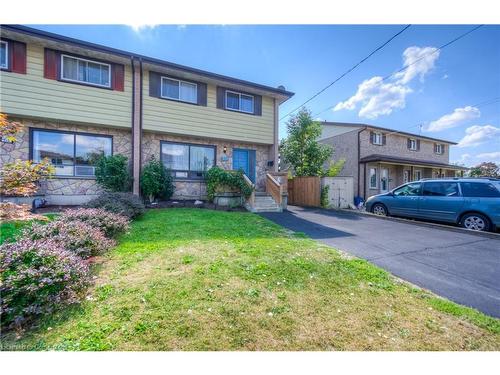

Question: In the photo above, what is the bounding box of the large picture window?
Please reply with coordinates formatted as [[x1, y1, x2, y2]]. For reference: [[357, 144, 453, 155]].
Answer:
[[161, 76, 197, 103], [31, 129, 112, 177], [61, 54, 111, 88], [161, 141, 215, 179], [0, 41, 8, 69]]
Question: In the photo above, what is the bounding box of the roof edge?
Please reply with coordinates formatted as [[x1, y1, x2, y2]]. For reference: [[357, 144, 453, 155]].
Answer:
[[1, 24, 294, 98]]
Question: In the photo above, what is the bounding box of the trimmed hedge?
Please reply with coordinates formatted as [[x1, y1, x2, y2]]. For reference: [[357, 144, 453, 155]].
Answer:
[[84, 192, 145, 219], [60, 208, 129, 238]]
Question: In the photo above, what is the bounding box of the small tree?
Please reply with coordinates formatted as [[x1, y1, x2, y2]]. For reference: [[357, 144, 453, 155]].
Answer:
[[95, 154, 131, 192], [140, 156, 174, 203], [0, 113, 23, 143], [469, 162, 499, 178], [280, 108, 333, 176], [0, 159, 54, 196]]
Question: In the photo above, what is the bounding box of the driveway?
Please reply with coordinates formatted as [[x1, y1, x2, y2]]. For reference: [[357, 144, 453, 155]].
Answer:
[[260, 205, 500, 318]]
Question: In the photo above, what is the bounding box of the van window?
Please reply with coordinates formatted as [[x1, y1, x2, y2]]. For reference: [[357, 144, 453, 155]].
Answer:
[[423, 182, 459, 197], [461, 182, 500, 197], [393, 183, 421, 196]]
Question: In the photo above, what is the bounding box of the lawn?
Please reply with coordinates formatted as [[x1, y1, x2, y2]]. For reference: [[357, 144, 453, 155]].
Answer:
[[2, 208, 499, 350]]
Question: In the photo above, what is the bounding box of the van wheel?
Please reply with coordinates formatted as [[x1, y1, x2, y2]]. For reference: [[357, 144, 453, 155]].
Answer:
[[460, 213, 490, 232], [372, 203, 388, 216]]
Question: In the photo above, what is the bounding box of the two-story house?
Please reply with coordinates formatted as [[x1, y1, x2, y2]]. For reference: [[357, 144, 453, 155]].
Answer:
[[0, 25, 293, 210], [319, 122, 467, 200]]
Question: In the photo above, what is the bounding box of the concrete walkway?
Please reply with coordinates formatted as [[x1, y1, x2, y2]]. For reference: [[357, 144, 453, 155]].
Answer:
[[260, 205, 500, 317]]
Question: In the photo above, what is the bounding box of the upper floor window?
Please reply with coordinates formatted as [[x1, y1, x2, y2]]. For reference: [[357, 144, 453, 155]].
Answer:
[[61, 54, 111, 88], [31, 129, 112, 177], [0, 41, 8, 69], [408, 138, 417, 150], [225, 90, 254, 113], [371, 132, 383, 145], [161, 76, 197, 104], [435, 143, 444, 154]]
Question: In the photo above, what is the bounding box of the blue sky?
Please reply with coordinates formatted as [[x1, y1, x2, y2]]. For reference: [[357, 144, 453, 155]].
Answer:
[[31, 24, 500, 166]]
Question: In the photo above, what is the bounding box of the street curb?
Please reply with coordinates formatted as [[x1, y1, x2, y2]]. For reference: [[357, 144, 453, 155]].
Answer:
[[324, 207, 500, 240]]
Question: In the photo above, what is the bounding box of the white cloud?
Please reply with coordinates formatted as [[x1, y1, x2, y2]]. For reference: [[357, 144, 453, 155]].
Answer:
[[426, 106, 481, 132], [334, 46, 439, 119], [127, 24, 157, 32], [453, 151, 500, 167], [457, 125, 500, 148], [476, 151, 500, 162], [442, 74, 449, 80]]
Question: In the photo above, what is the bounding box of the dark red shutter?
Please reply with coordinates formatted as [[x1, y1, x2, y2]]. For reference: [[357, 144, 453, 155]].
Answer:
[[197, 82, 207, 106], [216, 86, 225, 109], [11, 41, 27, 74], [149, 71, 161, 97], [112, 64, 124, 91], [254, 95, 262, 116], [382, 134, 387, 145], [44, 48, 58, 80]]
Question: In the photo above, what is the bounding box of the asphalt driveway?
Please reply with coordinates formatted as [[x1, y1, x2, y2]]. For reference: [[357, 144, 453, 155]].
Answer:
[[260, 205, 500, 318]]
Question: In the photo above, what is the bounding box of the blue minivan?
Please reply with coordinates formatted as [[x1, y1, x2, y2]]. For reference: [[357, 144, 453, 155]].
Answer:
[[365, 178, 500, 232]]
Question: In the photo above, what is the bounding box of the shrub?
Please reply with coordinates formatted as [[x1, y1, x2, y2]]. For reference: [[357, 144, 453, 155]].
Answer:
[[206, 166, 253, 202], [140, 156, 175, 203], [23, 220, 114, 259], [0, 239, 91, 329], [94, 154, 131, 192], [60, 208, 129, 238], [84, 192, 145, 219], [320, 185, 330, 208]]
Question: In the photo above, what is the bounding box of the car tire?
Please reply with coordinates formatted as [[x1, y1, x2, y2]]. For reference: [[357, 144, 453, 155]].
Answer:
[[460, 213, 491, 232], [371, 203, 388, 216]]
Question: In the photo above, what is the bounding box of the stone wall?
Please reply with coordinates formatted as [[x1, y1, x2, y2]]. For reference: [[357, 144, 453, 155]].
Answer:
[[0, 117, 132, 204], [142, 131, 272, 199]]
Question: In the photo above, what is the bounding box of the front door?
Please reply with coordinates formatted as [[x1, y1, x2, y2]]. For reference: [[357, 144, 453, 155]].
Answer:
[[233, 148, 256, 183], [380, 168, 389, 193]]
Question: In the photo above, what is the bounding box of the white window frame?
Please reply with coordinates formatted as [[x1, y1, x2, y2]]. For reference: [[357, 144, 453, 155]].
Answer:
[[225, 90, 254, 114], [0, 40, 8, 69], [409, 138, 417, 151], [60, 54, 112, 88], [403, 170, 410, 183], [369, 167, 378, 189], [160, 76, 198, 104], [373, 132, 383, 145], [414, 169, 422, 181], [435, 144, 444, 154]]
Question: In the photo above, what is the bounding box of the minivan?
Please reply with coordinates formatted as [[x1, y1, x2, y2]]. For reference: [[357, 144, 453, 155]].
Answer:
[[365, 178, 500, 231]]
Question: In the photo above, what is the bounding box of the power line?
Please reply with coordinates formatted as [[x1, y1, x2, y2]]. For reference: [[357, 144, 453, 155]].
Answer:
[[314, 24, 484, 119], [279, 24, 411, 121]]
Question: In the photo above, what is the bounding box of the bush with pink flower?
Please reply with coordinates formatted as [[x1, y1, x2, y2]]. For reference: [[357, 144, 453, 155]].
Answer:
[[0, 239, 91, 330], [60, 208, 129, 238], [23, 220, 115, 259]]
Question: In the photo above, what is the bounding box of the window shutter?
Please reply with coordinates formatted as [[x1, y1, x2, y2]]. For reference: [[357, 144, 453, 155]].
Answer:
[[216, 86, 225, 109], [370, 131, 374, 144], [253, 94, 262, 116], [417, 139, 421, 151], [112, 64, 124, 91], [149, 71, 161, 98], [434, 143, 437, 153], [197, 82, 207, 106], [441, 144, 445, 153], [382, 134, 387, 145], [408, 139, 412, 149], [44, 48, 59, 80], [10, 41, 27, 74]]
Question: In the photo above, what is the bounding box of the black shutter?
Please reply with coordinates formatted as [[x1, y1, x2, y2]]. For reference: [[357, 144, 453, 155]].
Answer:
[[370, 131, 374, 144], [253, 94, 262, 116], [216, 86, 225, 109], [197, 82, 207, 106], [408, 139, 412, 149], [382, 134, 387, 145], [441, 144, 445, 154], [417, 140, 421, 151], [434, 143, 437, 153], [149, 71, 161, 98]]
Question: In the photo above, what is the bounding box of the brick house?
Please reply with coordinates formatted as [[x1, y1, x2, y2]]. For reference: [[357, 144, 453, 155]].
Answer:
[[0, 25, 293, 210], [319, 122, 467, 200]]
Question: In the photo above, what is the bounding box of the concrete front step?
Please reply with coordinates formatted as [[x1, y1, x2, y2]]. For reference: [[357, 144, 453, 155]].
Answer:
[[245, 193, 283, 213]]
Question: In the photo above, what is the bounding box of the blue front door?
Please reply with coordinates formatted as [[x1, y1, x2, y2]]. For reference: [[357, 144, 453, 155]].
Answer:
[[233, 148, 256, 183]]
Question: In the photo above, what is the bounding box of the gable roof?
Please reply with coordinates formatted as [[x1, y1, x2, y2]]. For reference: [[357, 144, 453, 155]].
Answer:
[[1, 24, 294, 101], [322, 121, 458, 145]]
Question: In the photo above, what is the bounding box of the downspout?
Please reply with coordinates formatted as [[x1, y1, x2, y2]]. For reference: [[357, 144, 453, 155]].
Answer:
[[357, 126, 367, 198], [130, 56, 136, 194], [139, 58, 143, 171]]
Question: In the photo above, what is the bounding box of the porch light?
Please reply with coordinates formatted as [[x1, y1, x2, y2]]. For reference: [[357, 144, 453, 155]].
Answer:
[[223, 145, 227, 154]]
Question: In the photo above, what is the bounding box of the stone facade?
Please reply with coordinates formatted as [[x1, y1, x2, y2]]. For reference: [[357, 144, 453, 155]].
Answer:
[[142, 131, 272, 199], [0, 117, 132, 205]]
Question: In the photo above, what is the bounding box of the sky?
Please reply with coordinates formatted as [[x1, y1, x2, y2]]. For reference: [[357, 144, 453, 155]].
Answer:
[[30, 24, 500, 167]]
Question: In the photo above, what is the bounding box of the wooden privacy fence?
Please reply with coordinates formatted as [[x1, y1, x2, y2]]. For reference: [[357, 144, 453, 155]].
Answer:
[[287, 176, 321, 207]]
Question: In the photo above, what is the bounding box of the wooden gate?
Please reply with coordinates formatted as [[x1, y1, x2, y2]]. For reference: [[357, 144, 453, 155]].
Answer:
[[287, 176, 321, 207]]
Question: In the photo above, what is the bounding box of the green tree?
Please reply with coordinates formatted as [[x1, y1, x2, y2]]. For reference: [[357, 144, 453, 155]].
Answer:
[[469, 162, 499, 178], [95, 154, 131, 192], [140, 156, 174, 203], [280, 108, 333, 176]]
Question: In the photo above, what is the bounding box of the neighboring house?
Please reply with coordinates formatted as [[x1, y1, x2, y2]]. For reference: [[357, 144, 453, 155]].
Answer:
[[0, 25, 293, 208], [319, 122, 467, 200]]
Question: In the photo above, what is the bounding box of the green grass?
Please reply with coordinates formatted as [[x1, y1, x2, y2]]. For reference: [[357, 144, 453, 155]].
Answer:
[[0, 213, 58, 244], [1, 209, 499, 351]]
